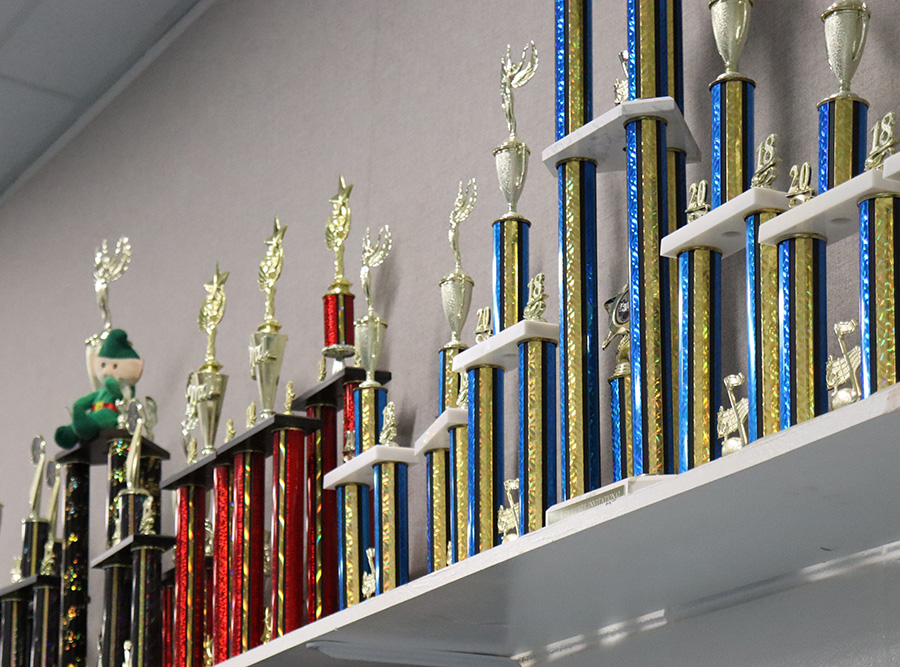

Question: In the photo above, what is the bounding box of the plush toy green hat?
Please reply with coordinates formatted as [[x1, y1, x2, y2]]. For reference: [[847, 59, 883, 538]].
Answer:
[[98, 329, 140, 359]]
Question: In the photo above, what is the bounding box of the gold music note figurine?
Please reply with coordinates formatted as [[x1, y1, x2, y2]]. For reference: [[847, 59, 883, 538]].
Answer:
[[246, 402, 257, 429], [138, 496, 155, 535], [826, 320, 862, 409], [787, 162, 816, 207], [86, 237, 132, 389], [379, 402, 398, 447], [28, 436, 47, 521], [495, 41, 538, 220], [456, 371, 469, 409], [326, 176, 354, 294], [362, 548, 377, 600], [614, 50, 629, 104], [718, 374, 749, 456], [751, 134, 780, 188], [284, 381, 295, 414], [250, 219, 289, 419], [474, 307, 493, 344], [497, 478, 521, 544], [865, 112, 897, 171], [355, 226, 393, 388], [686, 180, 711, 222], [523, 273, 547, 322], [225, 419, 235, 442]]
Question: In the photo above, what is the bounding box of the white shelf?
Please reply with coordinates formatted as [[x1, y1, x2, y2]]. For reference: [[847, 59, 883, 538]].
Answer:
[[222, 383, 900, 667], [413, 408, 468, 456], [660, 188, 789, 259], [758, 166, 900, 246], [323, 445, 419, 489], [452, 320, 558, 373], [541, 97, 701, 175]]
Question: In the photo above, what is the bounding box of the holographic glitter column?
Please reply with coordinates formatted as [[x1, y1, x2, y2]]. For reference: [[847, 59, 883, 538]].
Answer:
[[373, 462, 408, 594], [467, 365, 503, 555], [130, 544, 165, 667], [106, 437, 129, 548], [229, 450, 265, 655], [211, 463, 230, 663], [304, 404, 338, 622], [174, 485, 206, 666], [778, 236, 828, 427], [270, 427, 305, 637], [860, 195, 900, 397], [0, 590, 28, 667], [448, 423, 468, 564], [161, 572, 173, 667], [493, 219, 530, 333], [100, 564, 131, 667], [31, 576, 60, 667], [818, 95, 867, 194], [678, 248, 722, 469], [746, 207, 783, 440], [556, 0, 600, 499], [323, 291, 354, 358], [518, 339, 556, 534], [425, 448, 450, 572], [336, 482, 368, 609], [609, 336, 633, 481], [439, 345, 465, 412], [342, 380, 359, 457], [711, 78, 755, 206], [60, 458, 89, 667], [625, 0, 677, 476], [354, 386, 386, 455]]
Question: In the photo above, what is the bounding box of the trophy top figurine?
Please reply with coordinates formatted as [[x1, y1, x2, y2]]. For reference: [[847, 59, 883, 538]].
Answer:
[[865, 113, 897, 171], [326, 176, 354, 294], [257, 217, 286, 334], [360, 225, 392, 316], [379, 402, 398, 447], [440, 180, 477, 346], [85, 236, 132, 390], [751, 134, 780, 188], [500, 41, 538, 142], [523, 273, 547, 322], [198, 263, 228, 373], [686, 181, 711, 222]]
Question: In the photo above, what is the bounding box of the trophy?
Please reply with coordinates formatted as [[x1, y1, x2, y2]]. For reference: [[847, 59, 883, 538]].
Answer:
[[604, 286, 633, 481], [250, 218, 289, 420], [493, 42, 537, 333], [113, 403, 152, 543], [39, 463, 61, 576], [323, 176, 357, 366], [86, 237, 132, 390], [718, 374, 749, 456], [826, 321, 862, 409], [497, 479, 521, 544], [710, 0, 752, 81], [439, 179, 476, 410], [23, 437, 49, 578], [187, 264, 229, 460], [355, 226, 392, 391]]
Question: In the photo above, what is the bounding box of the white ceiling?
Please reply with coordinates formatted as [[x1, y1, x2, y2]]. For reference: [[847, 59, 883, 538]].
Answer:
[[0, 0, 206, 196]]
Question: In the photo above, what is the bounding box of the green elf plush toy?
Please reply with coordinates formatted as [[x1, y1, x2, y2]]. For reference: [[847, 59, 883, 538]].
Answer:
[[55, 329, 144, 448]]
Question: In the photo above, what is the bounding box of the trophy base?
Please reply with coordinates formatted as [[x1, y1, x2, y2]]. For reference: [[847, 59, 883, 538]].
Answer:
[[323, 344, 355, 360], [545, 476, 669, 525], [819, 91, 868, 106], [709, 72, 755, 88]]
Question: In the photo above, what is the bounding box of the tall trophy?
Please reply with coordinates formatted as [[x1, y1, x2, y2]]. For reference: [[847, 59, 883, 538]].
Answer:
[[250, 218, 289, 420], [188, 264, 229, 460], [493, 42, 537, 333], [323, 176, 356, 366]]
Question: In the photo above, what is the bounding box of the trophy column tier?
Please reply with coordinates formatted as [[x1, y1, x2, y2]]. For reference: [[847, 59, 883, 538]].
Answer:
[[860, 195, 900, 396], [373, 461, 409, 595], [746, 208, 783, 440], [492, 217, 530, 333], [425, 448, 450, 572], [59, 455, 90, 667], [518, 338, 557, 533], [354, 386, 387, 455], [211, 462, 231, 663], [106, 437, 163, 547], [130, 542, 166, 667], [20, 519, 48, 579], [0, 585, 30, 667], [819, 95, 868, 193], [335, 482, 369, 609], [556, 0, 601, 500], [270, 426, 309, 637], [161, 570, 174, 667], [678, 248, 723, 469], [175, 484, 206, 666], [467, 365, 504, 556], [449, 423, 468, 564], [304, 404, 338, 622], [31, 575, 61, 667], [99, 564, 131, 667], [711, 77, 755, 206], [229, 449, 265, 655], [323, 291, 354, 357], [778, 235, 828, 427], [610, 354, 634, 481], [627, 116, 675, 476]]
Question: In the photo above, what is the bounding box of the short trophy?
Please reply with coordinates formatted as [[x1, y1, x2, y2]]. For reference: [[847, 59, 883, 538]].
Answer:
[[718, 374, 749, 456], [826, 321, 862, 409], [323, 176, 357, 367], [250, 218, 289, 420]]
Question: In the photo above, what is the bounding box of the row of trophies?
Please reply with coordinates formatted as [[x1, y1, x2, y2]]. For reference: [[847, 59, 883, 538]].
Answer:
[[2, 0, 899, 665]]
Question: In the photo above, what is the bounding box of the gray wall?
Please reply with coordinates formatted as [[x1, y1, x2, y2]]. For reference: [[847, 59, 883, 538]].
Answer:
[[0, 0, 897, 663]]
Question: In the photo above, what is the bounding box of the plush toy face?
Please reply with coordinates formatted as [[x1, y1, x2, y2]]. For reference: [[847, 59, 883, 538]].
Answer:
[[92, 355, 143, 385]]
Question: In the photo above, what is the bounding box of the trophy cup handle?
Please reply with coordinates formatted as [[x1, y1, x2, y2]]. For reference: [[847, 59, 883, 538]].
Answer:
[[853, 11, 870, 65]]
